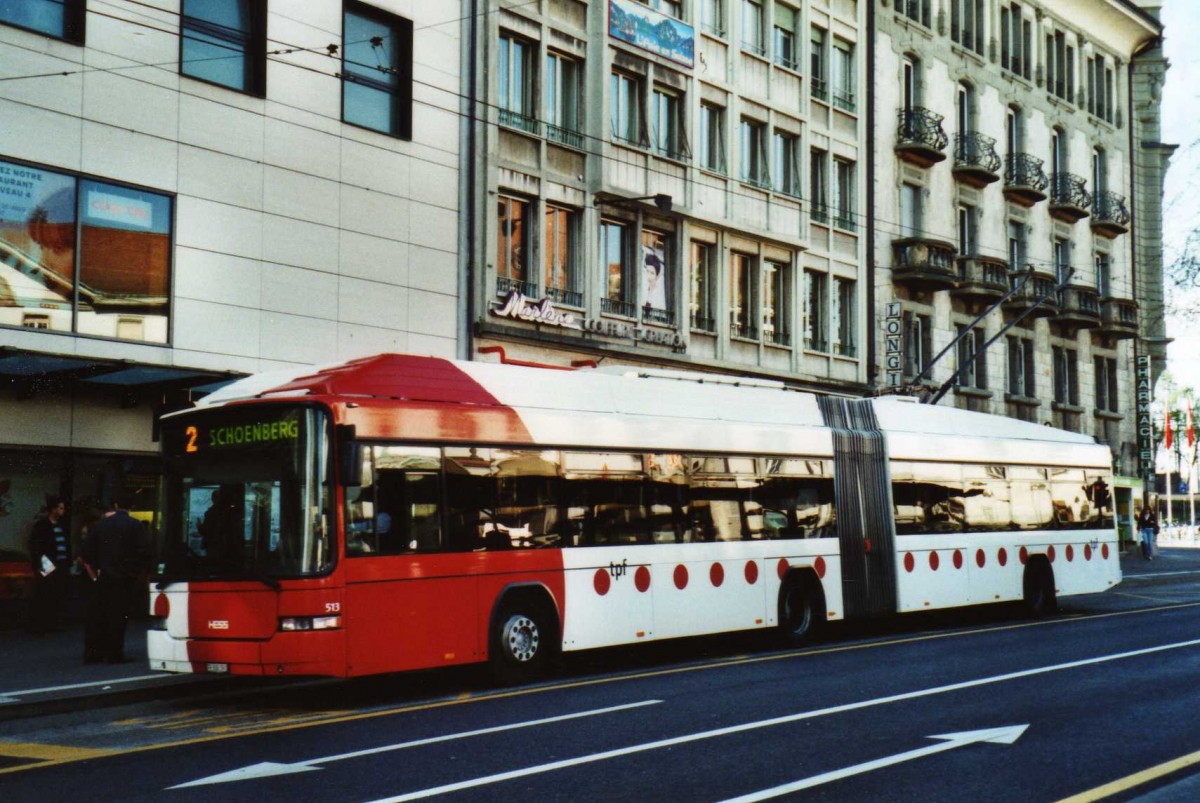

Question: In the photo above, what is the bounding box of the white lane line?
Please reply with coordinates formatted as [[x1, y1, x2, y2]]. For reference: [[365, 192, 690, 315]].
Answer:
[[0, 674, 167, 701], [169, 700, 663, 788], [367, 636, 1200, 802]]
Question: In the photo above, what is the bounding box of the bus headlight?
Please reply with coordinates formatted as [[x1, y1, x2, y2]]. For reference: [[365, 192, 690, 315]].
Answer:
[[279, 615, 342, 632]]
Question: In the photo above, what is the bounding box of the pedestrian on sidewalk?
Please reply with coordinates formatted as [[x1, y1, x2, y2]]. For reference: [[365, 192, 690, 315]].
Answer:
[[1137, 502, 1160, 561], [28, 496, 69, 633], [80, 495, 151, 664]]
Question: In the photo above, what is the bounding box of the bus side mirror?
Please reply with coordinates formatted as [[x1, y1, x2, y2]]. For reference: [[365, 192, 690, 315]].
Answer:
[[336, 425, 363, 487]]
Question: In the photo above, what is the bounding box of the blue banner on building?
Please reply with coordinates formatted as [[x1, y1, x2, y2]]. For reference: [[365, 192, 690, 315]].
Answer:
[[609, 0, 695, 68]]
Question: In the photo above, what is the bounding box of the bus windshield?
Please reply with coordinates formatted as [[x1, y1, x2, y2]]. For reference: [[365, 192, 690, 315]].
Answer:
[[157, 405, 333, 581]]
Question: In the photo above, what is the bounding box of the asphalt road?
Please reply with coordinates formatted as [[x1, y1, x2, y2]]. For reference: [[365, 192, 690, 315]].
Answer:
[[3, 555, 1200, 802]]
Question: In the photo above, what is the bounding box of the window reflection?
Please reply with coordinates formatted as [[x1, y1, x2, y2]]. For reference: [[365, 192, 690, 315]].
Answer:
[[892, 462, 961, 534]]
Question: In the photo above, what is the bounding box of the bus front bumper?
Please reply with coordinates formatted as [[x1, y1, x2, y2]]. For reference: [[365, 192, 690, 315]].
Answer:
[[147, 629, 345, 677]]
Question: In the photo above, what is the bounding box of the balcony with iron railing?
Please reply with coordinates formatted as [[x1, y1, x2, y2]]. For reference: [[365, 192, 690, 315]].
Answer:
[[952, 132, 1002, 188], [544, 286, 583, 307], [896, 107, 949, 167], [601, 297, 636, 318], [690, 312, 716, 334], [811, 77, 828, 102], [1091, 191, 1130, 238], [497, 276, 539, 298], [1055, 283, 1101, 330], [546, 124, 585, 150], [1001, 268, 1059, 318], [499, 108, 539, 136], [951, 255, 1009, 303], [1002, 153, 1049, 206], [731, 321, 759, 340], [643, 306, 676, 327], [1049, 172, 1092, 224], [1098, 297, 1139, 340], [764, 327, 791, 347], [891, 236, 958, 291]]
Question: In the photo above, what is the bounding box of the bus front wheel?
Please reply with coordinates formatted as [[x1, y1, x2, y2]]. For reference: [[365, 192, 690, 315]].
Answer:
[[490, 598, 554, 684], [779, 573, 825, 646]]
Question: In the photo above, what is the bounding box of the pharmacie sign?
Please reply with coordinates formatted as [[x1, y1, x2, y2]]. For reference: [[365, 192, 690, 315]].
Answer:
[[490, 290, 686, 352], [1136, 354, 1154, 483]]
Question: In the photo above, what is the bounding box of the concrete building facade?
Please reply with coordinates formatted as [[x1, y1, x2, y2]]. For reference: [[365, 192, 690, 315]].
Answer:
[[871, 0, 1166, 525], [465, 0, 871, 391], [0, 1, 459, 561]]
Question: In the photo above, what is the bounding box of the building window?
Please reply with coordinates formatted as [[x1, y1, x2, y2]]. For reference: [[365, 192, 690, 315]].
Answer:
[[956, 324, 987, 389], [701, 0, 725, 37], [739, 118, 769, 188], [1007, 336, 1036, 398], [949, 0, 985, 55], [641, 229, 673, 324], [832, 159, 856, 231], [0, 158, 172, 342], [956, 82, 974, 134], [730, 253, 758, 339], [544, 205, 580, 306], [610, 71, 645, 146], [1000, 3, 1032, 80], [646, 0, 683, 18], [601, 220, 635, 316], [958, 205, 977, 257], [545, 52, 583, 147], [497, 196, 531, 294], [1086, 56, 1116, 124], [1092, 147, 1108, 194], [0, 0, 84, 42], [897, 0, 931, 27], [834, 277, 856, 357], [831, 39, 855, 112], [810, 148, 828, 222], [903, 311, 932, 379], [1005, 105, 1023, 157], [499, 33, 536, 133], [1046, 29, 1075, 103], [1095, 356, 1119, 413], [741, 0, 765, 56], [181, 0, 265, 94], [1052, 346, 1080, 406], [651, 87, 689, 160], [689, 242, 717, 332], [772, 131, 799, 196], [1008, 221, 1027, 270], [1054, 238, 1072, 284], [773, 4, 798, 69], [342, 3, 413, 138], [1095, 252, 1111, 298], [804, 270, 828, 351], [810, 27, 828, 100], [900, 184, 921, 238], [698, 102, 726, 173], [763, 261, 791, 346]]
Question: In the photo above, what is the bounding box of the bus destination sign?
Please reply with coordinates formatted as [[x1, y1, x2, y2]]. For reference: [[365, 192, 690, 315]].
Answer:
[[184, 417, 300, 453]]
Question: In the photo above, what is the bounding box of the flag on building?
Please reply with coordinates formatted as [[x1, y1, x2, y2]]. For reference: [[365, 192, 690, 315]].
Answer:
[[1165, 406, 1174, 450]]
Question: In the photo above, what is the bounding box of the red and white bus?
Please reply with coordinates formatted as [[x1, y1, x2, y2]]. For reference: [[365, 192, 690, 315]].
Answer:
[[148, 353, 1119, 681]]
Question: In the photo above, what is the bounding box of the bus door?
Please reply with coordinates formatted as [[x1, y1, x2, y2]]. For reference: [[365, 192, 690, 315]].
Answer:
[[818, 397, 897, 618]]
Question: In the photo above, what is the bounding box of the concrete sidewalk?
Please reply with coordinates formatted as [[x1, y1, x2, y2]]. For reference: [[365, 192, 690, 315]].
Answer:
[[1, 545, 1197, 721]]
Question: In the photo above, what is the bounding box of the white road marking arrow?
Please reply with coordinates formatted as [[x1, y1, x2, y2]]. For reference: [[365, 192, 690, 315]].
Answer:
[[721, 724, 1029, 802], [168, 699, 661, 789]]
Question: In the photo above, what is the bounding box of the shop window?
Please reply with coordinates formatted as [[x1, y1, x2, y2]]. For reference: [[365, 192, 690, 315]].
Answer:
[[181, 0, 266, 94], [0, 159, 172, 343], [342, 2, 413, 138]]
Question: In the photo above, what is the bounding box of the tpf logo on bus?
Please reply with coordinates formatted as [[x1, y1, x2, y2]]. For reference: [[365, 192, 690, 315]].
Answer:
[[608, 559, 629, 580]]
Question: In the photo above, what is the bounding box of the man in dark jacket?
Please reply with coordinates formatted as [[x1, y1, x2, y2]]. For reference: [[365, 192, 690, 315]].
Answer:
[[80, 495, 151, 663], [28, 496, 69, 633]]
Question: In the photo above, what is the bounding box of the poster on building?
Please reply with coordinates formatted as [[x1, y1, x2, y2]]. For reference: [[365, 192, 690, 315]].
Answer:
[[608, 0, 695, 68], [0, 160, 76, 324], [641, 241, 668, 311]]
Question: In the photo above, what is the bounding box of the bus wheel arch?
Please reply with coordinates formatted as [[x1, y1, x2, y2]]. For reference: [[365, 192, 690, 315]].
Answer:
[[778, 569, 826, 645], [1022, 556, 1057, 617], [488, 583, 561, 684]]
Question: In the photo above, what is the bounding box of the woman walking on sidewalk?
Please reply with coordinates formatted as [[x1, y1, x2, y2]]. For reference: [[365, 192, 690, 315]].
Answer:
[[1138, 503, 1160, 560]]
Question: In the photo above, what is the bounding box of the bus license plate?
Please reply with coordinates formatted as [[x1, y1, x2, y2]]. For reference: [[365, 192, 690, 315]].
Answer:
[[205, 663, 229, 673]]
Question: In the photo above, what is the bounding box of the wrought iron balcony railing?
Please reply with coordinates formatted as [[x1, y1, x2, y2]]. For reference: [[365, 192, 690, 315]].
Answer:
[[952, 132, 1001, 186], [1003, 153, 1049, 205], [1091, 190, 1130, 237], [896, 107, 949, 155], [730, 321, 759, 340], [643, 306, 676, 326], [811, 77, 828, 102], [764, 328, 791, 347], [499, 109, 539, 135], [497, 277, 538, 298], [1049, 172, 1092, 222], [546, 124, 585, 150], [601, 297, 636, 318], [544, 286, 582, 307], [690, 313, 716, 333]]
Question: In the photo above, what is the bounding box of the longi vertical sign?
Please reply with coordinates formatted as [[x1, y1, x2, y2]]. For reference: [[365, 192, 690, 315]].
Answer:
[[884, 303, 903, 388], [1136, 354, 1154, 484]]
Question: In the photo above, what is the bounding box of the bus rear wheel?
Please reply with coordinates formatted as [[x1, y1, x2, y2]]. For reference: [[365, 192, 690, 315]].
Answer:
[[779, 573, 825, 646], [490, 598, 553, 684], [1023, 559, 1057, 617]]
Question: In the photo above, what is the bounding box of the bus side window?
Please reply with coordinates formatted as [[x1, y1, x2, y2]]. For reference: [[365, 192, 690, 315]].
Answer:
[[345, 448, 378, 556], [374, 470, 442, 554]]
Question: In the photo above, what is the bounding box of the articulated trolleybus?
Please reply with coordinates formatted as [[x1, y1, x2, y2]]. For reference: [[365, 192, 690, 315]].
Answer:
[[148, 354, 1119, 681]]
